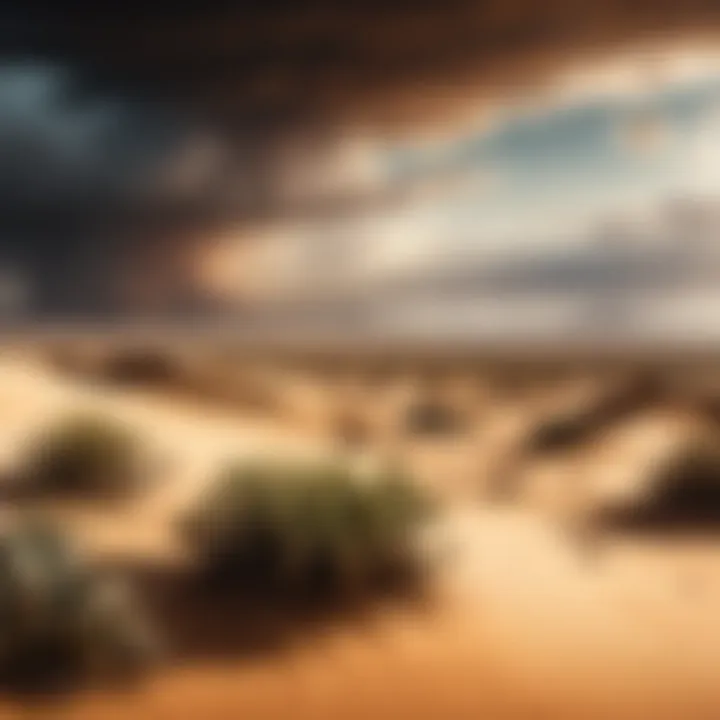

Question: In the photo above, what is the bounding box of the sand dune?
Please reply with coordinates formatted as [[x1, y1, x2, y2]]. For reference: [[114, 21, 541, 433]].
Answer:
[[1, 353, 720, 718]]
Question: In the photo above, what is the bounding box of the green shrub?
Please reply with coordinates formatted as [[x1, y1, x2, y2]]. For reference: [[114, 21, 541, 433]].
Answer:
[[182, 458, 433, 597], [0, 517, 161, 689], [20, 414, 146, 497]]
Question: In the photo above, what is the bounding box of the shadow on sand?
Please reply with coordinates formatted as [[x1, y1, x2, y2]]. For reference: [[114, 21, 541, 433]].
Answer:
[[119, 557, 430, 664], [0, 555, 430, 704], [596, 463, 720, 535]]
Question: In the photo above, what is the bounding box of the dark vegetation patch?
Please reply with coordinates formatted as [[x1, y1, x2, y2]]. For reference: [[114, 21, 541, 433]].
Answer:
[[181, 458, 434, 600], [103, 555, 432, 670], [0, 518, 160, 697], [526, 371, 667, 454], [597, 440, 720, 531], [99, 349, 183, 386], [404, 399, 467, 437], [16, 414, 148, 500]]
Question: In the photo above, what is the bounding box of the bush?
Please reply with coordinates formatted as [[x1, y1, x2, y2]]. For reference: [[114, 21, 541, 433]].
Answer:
[[526, 373, 667, 455], [597, 440, 720, 530], [20, 414, 147, 498], [526, 409, 593, 453], [182, 458, 433, 597], [404, 400, 466, 437], [0, 517, 161, 690], [644, 441, 720, 520], [100, 349, 181, 386]]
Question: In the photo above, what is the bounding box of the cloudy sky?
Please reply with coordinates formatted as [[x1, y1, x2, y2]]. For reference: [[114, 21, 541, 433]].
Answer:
[[229, 47, 720, 302], [5, 0, 720, 333], [378, 55, 720, 263]]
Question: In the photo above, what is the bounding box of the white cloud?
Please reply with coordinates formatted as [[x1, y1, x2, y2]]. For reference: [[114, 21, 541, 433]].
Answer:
[[680, 102, 720, 192]]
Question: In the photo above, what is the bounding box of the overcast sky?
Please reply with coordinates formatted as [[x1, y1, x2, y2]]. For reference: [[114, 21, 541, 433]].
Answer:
[[232, 47, 720, 298], [5, 20, 720, 325]]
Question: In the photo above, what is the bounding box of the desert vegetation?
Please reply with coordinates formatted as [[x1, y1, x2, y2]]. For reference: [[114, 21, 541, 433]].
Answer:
[[181, 458, 434, 598], [16, 414, 148, 499], [403, 397, 468, 437], [98, 348, 184, 386], [6, 347, 720, 715], [0, 392, 437, 698], [0, 516, 160, 692], [525, 372, 668, 454], [598, 438, 720, 530]]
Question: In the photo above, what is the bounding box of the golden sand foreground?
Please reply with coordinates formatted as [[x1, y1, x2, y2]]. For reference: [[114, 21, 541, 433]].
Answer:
[[1, 352, 720, 719]]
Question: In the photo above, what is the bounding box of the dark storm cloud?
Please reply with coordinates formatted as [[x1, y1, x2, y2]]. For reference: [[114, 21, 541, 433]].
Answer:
[[0, 57, 239, 316], [21, 0, 720, 125], [0, 63, 172, 207]]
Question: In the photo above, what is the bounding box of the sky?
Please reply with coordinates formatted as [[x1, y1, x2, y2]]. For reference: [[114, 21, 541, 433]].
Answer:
[[5, 1, 720, 331], [229, 47, 720, 302], [378, 60, 720, 264]]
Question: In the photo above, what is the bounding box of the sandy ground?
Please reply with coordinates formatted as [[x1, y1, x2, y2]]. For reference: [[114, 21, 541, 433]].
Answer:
[[2, 353, 720, 718]]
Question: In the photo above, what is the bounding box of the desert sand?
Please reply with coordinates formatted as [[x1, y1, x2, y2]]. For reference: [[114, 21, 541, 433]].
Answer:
[[1, 351, 720, 719]]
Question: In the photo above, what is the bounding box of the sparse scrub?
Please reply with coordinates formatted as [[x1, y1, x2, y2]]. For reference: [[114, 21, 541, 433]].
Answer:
[[404, 398, 466, 437], [641, 441, 720, 520], [598, 371, 666, 418], [526, 409, 593, 452], [527, 374, 665, 454], [598, 439, 720, 529], [19, 414, 147, 498], [0, 517, 161, 690], [100, 348, 182, 386], [182, 458, 433, 598]]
